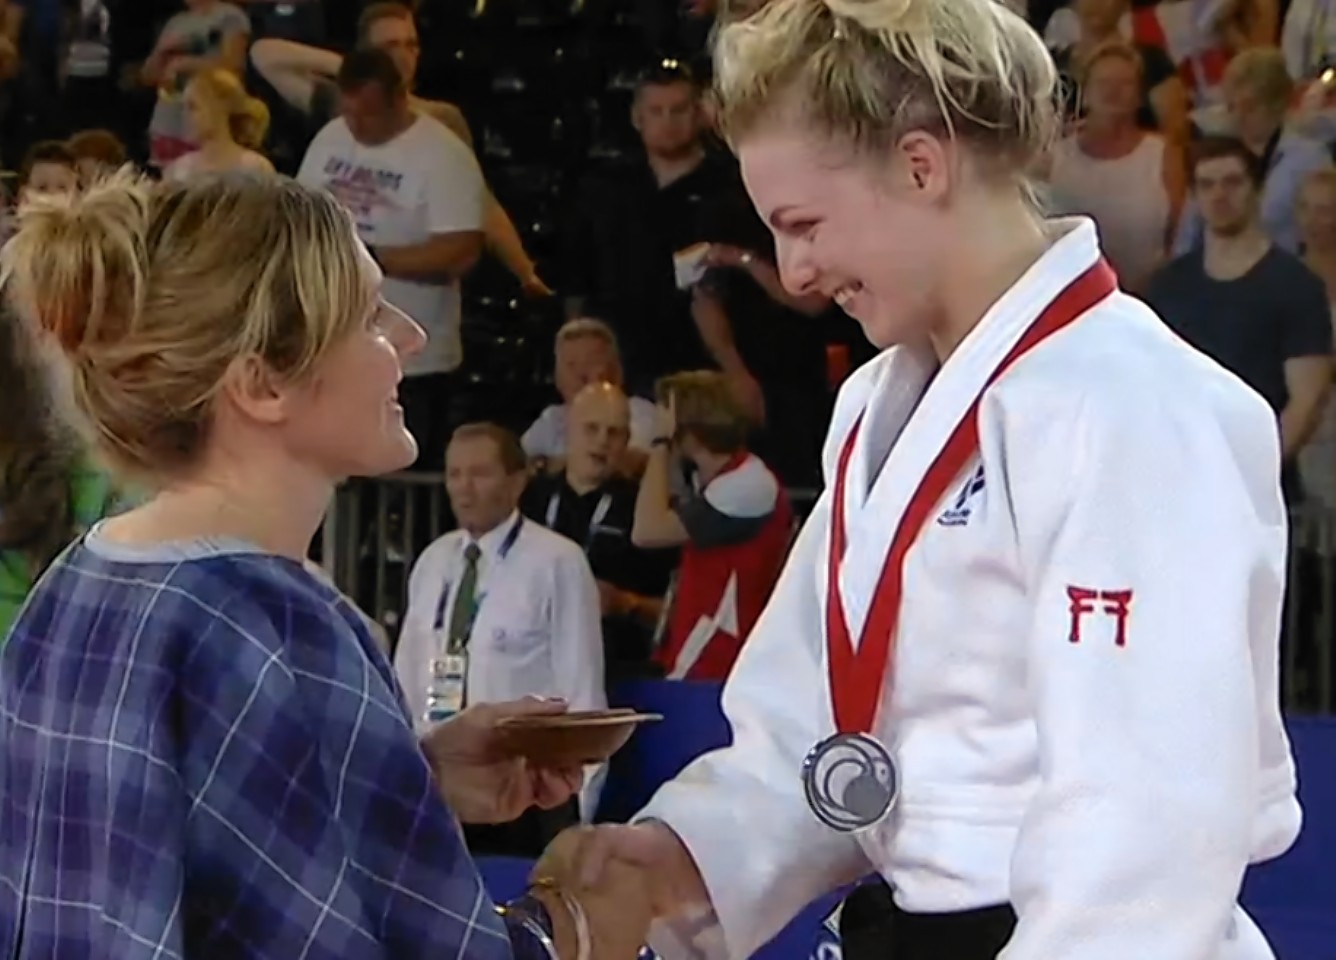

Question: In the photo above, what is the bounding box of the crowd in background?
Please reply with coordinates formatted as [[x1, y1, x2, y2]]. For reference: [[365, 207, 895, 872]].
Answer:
[[3, 0, 1336, 853]]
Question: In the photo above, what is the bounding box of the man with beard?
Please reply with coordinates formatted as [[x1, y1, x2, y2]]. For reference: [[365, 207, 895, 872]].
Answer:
[[1146, 135, 1331, 504]]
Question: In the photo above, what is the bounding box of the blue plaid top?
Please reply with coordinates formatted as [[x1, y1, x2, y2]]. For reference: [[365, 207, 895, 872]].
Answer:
[[0, 530, 543, 960]]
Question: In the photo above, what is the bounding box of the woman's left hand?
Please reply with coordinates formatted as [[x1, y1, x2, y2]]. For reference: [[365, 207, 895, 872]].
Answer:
[[420, 697, 584, 824]]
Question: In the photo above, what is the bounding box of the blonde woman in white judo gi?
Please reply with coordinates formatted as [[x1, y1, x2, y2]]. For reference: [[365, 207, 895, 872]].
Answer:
[[528, 0, 1306, 957]]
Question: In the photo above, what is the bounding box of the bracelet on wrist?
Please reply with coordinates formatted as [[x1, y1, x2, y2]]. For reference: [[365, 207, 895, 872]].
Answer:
[[497, 893, 559, 960], [554, 888, 593, 960]]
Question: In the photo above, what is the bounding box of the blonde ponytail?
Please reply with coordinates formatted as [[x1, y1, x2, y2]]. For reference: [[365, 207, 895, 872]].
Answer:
[[1, 168, 149, 359]]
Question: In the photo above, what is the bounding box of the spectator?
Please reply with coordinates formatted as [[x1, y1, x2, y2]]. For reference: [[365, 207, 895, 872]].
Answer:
[[0, 142, 76, 244], [1046, 41, 1185, 292], [297, 47, 484, 470], [140, 0, 250, 169], [562, 59, 758, 393], [0, 307, 123, 640], [522, 382, 675, 687], [394, 422, 604, 855], [1048, 0, 1190, 143], [633, 370, 792, 682], [253, 1, 468, 140], [1297, 167, 1336, 510], [65, 128, 128, 184], [1175, 48, 1331, 253], [250, 1, 546, 294], [16, 139, 77, 199], [164, 66, 273, 180], [1147, 135, 1332, 504], [522, 318, 658, 474], [1045, 0, 1248, 110]]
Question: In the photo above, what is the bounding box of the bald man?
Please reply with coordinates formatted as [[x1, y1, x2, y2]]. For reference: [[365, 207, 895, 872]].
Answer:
[[521, 382, 675, 687]]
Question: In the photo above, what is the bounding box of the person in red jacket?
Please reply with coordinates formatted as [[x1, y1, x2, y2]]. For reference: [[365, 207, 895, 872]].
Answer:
[[630, 369, 792, 680]]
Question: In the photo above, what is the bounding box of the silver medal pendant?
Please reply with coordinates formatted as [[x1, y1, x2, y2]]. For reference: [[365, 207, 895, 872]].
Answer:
[[801, 732, 899, 833]]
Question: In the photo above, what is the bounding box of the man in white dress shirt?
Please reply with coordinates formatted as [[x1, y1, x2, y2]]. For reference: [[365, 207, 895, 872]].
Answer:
[[395, 422, 606, 857]]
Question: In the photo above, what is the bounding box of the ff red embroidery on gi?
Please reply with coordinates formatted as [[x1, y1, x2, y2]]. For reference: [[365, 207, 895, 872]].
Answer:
[[1066, 586, 1134, 647]]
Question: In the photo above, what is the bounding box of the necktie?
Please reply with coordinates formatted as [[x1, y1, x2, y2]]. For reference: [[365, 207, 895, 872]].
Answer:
[[448, 543, 481, 651]]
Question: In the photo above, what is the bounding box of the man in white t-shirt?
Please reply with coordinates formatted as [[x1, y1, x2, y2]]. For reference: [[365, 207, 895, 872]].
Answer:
[[297, 47, 484, 468]]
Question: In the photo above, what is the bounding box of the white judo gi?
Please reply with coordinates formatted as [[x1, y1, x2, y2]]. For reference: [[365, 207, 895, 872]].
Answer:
[[637, 218, 1303, 960]]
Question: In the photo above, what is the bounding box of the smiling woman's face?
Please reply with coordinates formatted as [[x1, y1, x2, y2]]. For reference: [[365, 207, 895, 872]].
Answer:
[[738, 119, 954, 349]]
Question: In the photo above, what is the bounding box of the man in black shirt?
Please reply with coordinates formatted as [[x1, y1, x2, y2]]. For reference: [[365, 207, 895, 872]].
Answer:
[[1146, 136, 1332, 503], [561, 59, 755, 393], [563, 58, 830, 483], [521, 382, 674, 687]]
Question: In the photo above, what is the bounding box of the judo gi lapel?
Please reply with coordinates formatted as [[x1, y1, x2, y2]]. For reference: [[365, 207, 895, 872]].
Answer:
[[840, 346, 935, 516], [837, 219, 1105, 642]]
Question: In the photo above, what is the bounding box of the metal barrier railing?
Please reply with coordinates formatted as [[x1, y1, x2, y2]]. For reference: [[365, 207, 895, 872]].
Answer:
[[320, 474, 1336, 715]]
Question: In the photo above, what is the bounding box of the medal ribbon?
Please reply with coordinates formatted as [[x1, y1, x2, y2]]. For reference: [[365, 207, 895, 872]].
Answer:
[[826, 259, 1117, 734]]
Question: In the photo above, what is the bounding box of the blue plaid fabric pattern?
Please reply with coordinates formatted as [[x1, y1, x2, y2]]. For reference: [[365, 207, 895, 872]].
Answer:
[[0, 542, 542, 959]]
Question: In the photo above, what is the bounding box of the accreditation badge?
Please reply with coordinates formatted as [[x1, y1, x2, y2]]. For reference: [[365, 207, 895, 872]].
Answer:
[[424, 652, 467, 724]]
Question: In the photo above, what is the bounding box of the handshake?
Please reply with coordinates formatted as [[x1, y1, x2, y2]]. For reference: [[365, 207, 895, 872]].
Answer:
[[508, 821, 713, 960]]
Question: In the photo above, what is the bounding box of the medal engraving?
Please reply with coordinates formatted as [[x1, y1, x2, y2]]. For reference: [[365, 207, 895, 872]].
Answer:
[[802, 732, 898, 833]]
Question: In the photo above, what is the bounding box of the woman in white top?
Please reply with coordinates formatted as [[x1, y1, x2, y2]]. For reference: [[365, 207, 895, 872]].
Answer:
[[527, 0, 1302, 957], [164, 67, 274, 182], [1047, 41, 1184, 293], [1297, 168, 1336, 513]]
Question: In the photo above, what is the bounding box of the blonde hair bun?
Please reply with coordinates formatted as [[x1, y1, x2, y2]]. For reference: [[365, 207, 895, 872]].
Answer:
[[1, 168, 150, 359], [713, 0, 1059, 174], [1, 170, 373, 486]]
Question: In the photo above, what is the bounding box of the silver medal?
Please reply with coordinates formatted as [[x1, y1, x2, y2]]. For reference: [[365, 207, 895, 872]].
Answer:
[[801, 732, 899, 833]]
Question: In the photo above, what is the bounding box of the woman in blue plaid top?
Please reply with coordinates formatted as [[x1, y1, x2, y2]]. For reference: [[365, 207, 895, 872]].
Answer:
[[0, 170, 651, 959]]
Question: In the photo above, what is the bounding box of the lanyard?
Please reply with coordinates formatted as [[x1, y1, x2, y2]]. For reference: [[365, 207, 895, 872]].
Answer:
[[431, 515, 524, 635], [824, 259, 1117, 735], [545, 488, 613, 554]]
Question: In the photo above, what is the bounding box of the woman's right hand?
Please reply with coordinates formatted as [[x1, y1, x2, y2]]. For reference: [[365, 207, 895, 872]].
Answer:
[[533, 824, 699, 958], [535, 822, 712, 927]]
